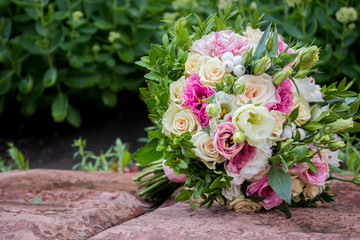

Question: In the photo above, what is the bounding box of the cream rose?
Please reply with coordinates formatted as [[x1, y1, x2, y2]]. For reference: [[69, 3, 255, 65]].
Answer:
[[294, 100, 311, 126], [232, 104, 275, 145], [291, 174, 305, 202], [227, 192, 262, 212], [185, 53, 210, 77], [199, 58, 226, 88], [191, 132, 225, 169], [169, 76, 186, 105], [269, 110, 287, 141], [303, 184, 323, 201], [162, 104, 201, 137], [235, 74, 276, 105]]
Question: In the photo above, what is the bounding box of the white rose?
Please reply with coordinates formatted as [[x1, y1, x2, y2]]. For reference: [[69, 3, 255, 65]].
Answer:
[[162, 104, 201, 137], [185, 53, 211, 77], [235, 74, 276, 105], [232, 104, 275, 145], [227, 146, 270, 185], [293, 77, 323, 103], [222, 181, 242, 201], [191, 132, 225, 169], [281, 125, 293, 140], [294, 100, 311, 126], [227, 192, 262, 212], [169, 76, 186, 105], [249, 163, 271, 182], [269, 110, 287, 141], [243, 26, 264, 51], [199, 57, 226, 88]]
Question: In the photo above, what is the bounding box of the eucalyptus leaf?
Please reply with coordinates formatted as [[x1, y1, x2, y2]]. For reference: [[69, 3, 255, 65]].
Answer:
[[267, 166, 292, 204]]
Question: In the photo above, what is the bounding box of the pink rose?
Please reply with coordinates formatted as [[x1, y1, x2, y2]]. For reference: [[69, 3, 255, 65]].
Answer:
[[246, 174, 283, 210], [190, 30, 248, 58], [265, 79, 293, 113], [288, 145, 329, 186], [181, 73, 215, 128], [226, 141, 257, 174], [213, 122, 244, 159]]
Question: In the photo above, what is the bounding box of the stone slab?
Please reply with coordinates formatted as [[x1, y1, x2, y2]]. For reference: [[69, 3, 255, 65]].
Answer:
[[90, 180, 360, 240], [0, 170, 151, 240]]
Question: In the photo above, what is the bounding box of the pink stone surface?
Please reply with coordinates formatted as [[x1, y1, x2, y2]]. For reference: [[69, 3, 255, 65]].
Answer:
[[0, 170, 151, 240], [90, 180, 360, 240]]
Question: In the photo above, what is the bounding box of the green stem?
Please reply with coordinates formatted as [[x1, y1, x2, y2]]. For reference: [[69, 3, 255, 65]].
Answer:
[[301, 2, 307, 42], [329, 174, 357, 184], [113, 0, 117, 31], [38, 1, 53, 68], [335, 22, 347, 74]]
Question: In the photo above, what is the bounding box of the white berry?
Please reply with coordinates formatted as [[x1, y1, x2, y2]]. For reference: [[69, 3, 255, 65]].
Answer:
[[233, 55, 243, 66], [221, 52, 234, 62], [222, 60, 234, 73], [233, 65, 245, 76]]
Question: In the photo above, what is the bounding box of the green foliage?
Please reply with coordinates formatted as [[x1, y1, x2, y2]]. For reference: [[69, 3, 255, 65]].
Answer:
[[0, 0, 221, 127], [72, 137, 132, 172], [254, 0, 360, 90], [0, 142, 29, 172], [338, 133, 360, 174]]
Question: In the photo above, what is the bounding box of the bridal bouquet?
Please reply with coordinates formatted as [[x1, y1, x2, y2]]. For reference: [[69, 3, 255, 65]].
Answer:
[[133, 8, 360, 216]]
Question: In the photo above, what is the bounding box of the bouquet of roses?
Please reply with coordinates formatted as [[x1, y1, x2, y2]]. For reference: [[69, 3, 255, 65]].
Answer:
[[132, 7, 360, 216]]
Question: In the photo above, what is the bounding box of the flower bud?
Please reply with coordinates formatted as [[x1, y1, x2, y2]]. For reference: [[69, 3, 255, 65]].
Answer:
[[353, 175, 360, 186], [273, 68, 293, 85], [224, 75, 236, 86], [242, 49, 253, 66], [328, 141, 345, 151], [293, 69, 316, 78], [298, 46, 319, 70], [328, 118, 354, 133], [234, 82, 246, 94], [233, 130, 246, 143], [92, 44, 100, 52], [206, 103, 220, 117], [266, 33, 274, 52], [72, 11, 83, 21], [253, 55, 270, 75], [320, 135, 331, 144]]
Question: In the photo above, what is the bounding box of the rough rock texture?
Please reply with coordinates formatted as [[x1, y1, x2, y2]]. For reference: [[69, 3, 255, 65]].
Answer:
[[90, 180, 360, 240], [0, 170, 151, 240]]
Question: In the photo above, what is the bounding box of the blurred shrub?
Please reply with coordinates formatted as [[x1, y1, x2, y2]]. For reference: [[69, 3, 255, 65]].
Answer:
[[0, 0, 219, 127], [253, 0, 360, 89], [0, 142, 29, 172]]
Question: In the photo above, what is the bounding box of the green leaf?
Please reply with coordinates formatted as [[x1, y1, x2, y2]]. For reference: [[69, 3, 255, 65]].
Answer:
[[293, 145, 310, 161], [94, 19, 112, 30], [66, 105, 81, 128], [21, 100, 36, 116], [276, 201, 292, 218], [0, 18, 11, 43], [178, 159, 188, 169], [202, 94, 215, 103], [131, 139, 163, 165], [253, 24, 271, 59], [181, 146, 197, 159], [288, 107, 299, 122], [307, 161, 318, 174], [43, 68, 57, 88], [18, 75, 33, 93], [102, 90, 117, 107], [51, 92, 69, 122], [267, 166, 292, 204], [175, 189, 191, 201]]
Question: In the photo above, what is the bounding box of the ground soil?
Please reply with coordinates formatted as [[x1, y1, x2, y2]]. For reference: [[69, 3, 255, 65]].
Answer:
[[0, 90, 152, 169]]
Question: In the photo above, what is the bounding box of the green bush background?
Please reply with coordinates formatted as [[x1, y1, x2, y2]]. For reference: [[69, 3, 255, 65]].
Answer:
[[0, 0, 358, 127]]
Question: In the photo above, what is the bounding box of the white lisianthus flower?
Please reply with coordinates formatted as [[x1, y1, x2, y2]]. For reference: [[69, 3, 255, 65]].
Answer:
[[169, 76, 186, 105], [269, 110, 287, 141], [243, 26, 263, 51], [235, 74, 276, 105], [191, 132, 225, 169], [162, 104, 201, 137], [232, 104, 275, 145], [185, 53, 211, 77], [213, 91, 242, 119], [294, 100, 311, 126], [293, 77, 323, 103], [199, 57, 226, 88], [311, 104, 329, 121]]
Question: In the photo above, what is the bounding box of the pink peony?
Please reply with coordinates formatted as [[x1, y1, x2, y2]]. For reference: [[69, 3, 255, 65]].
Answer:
[[190, 30, 248, 58], [246, 174, 283, 210], [265, 79, 293, 113], [162, 161, 187, 183], [277, 40, 296, 69], [181, 73, 215, 128], [288, 145, 329, 186], [226, 141, 257, 174], [213, 122, 244, 159]]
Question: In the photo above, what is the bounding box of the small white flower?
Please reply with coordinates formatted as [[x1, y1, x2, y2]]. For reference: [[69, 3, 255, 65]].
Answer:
[[222, 60, 234, 73], [233, 65, 245, 77], [221, 52, 234, 62], [233, 55, 243, 66]]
